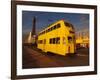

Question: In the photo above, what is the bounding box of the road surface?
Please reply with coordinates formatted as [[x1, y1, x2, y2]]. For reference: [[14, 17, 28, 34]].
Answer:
[[22, 45, 89, 69]]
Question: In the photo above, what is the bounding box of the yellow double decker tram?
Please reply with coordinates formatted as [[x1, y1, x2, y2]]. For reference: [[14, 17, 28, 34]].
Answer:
[[37, 20, 76, 56]]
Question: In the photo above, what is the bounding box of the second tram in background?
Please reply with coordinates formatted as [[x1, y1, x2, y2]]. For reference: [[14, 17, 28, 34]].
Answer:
[[37, 20, 76, 56]]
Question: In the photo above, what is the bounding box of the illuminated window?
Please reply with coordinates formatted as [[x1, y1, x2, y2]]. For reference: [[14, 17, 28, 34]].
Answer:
[[56, 37, 60, 44]]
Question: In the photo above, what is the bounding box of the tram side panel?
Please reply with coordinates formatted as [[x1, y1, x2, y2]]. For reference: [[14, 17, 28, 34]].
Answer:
[[37, 20, 76, 56]]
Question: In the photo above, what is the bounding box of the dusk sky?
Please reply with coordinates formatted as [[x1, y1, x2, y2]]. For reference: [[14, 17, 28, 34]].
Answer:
[[22, 11, 89, 35]]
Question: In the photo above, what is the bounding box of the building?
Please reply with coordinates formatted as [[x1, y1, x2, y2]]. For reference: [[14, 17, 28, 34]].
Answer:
[[75, 29, 89, 48]]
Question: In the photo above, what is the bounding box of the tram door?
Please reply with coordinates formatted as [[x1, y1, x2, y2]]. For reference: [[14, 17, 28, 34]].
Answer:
[[68, 36, 74, 53]]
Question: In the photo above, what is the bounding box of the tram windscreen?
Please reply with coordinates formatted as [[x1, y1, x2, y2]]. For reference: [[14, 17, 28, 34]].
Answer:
[[68, 36, 73, 43], [64, 22, 74, 29]]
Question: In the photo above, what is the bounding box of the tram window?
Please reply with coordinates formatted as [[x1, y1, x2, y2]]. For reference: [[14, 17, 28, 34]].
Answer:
[[51, 27, 53, 31], [70, 24, 74, 29], [48, 28, 50, 32], [56, 24, 60, 28], [53, 38, 56, 44], [43, 31, 45, 34], [41, 40, 43, 44], [56, 37, 60, 44], [53, 25, 56, 30], [50, 28, 52, 31], [64, 22, 70, 27], [68, 37, 73, 43], [69, 31, 74, 33], [49, 38, 52, 44]]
